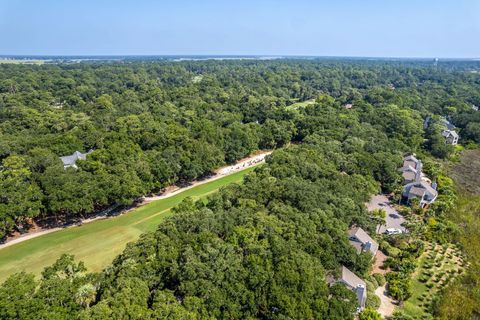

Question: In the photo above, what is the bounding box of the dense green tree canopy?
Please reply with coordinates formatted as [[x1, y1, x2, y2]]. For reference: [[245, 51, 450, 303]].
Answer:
[[0, 58, 479, 319]]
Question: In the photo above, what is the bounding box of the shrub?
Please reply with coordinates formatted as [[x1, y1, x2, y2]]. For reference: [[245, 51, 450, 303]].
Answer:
[[359, 307, 382, 320], [367, 281, 376, 293], [423, 270, 433, 277], [386, 246, 402, 258], [366, 293, 381, 309], [373, 273, 386, 286], [390, 310, 414, 320]]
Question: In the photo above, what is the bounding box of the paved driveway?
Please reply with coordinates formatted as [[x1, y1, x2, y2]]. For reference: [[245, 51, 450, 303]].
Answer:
[[367, 195, 406, 234]]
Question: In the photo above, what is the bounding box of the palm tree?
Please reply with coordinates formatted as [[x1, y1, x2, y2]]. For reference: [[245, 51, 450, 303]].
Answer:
[[75, 283, 96, 308]]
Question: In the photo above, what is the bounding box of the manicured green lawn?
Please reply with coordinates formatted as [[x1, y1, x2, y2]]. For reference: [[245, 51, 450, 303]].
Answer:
[[0, 166, 257, 282]]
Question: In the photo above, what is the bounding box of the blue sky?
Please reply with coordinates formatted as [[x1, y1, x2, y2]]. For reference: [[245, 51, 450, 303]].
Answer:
[[0, 0, 479, 57]]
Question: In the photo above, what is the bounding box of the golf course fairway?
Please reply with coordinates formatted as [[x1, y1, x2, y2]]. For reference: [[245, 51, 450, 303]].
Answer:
[[0, 166, 257, 282]]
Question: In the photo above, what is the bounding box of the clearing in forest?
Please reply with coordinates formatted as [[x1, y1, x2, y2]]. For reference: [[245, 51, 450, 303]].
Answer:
[[286, 98, 316, 110]]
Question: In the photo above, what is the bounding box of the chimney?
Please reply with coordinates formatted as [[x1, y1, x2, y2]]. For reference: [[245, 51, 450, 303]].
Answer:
[[356, 284, 366, 309], [415, 170, 422, 183], [364, 241, 372, 252]]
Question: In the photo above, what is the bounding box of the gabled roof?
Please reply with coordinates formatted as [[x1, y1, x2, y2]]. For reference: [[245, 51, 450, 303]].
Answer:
[[403, 155, 422, 170], [348, 227, 372, 244], [341, 266, 366, 289], [60, 150, 93, 167], [442, 130, 459, 139], [348, 227, 379, 256], [404, 180, 438, 199], [339, 266, 367, 310], [401, 165, 417, 173], [404, 155, 419, 163], [60, 154, 78, 166], [402, 170, 417, 182], [409, 186, 426, 197]]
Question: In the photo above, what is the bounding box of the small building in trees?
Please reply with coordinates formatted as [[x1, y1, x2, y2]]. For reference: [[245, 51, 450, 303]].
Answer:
[[338, 266, 367, 311], [400, 155, 423, 184], [348, 227, 378, 257], [402, 155, 422, 171], [442, 130, 459, 145], [402, 180, 438, 208], [399, 155, 438, 208], [60, 150, 93, 169]]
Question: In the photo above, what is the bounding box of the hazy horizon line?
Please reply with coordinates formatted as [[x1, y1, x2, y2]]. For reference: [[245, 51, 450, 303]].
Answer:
[[1, 54, 479, 60]]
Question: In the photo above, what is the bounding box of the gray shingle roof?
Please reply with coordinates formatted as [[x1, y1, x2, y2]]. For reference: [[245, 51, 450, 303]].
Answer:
[[403, 180, 438, 200], [403, 155, 422, 171], [60, 150, 93, 168], [339, 266, 367, 310], [402, 170, 417, 182], [348, 227, 379, 256], [341, 266, 366, 289], [442, 130, 459, 138]]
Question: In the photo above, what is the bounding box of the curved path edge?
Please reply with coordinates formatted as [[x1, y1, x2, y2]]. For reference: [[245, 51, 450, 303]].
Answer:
[[0, 151, 272, 250]]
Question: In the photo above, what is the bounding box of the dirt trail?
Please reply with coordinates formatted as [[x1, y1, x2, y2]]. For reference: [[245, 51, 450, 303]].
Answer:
[[0, 151, 272, 250], [142, 151, 270, 203]]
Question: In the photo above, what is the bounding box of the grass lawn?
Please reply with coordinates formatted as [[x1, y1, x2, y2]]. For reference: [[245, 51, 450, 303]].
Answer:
[[402, 243, 464, 318], [0, 166, 257, 282], [286, 98, 316, 110]]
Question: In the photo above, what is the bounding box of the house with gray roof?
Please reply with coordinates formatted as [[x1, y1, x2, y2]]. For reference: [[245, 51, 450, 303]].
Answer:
[[348, 227, 378, 258], [60, 150, 93, 169], [338, 266, 367, 310], [402, 180, 438, 208], [402, 155, 422, 171], [442, 130, 459, 145], [401, 166, 421, 184], [400, 155, 423, 184]]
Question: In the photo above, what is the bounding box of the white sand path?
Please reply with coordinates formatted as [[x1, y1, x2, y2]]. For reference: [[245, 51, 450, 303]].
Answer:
[[375, 284, 396, 318]]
